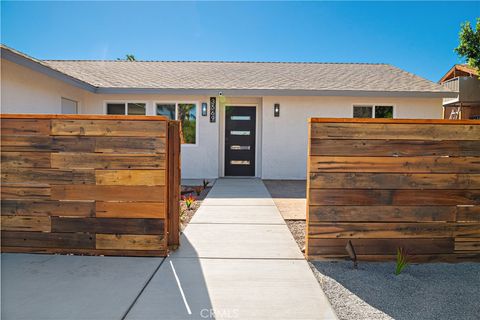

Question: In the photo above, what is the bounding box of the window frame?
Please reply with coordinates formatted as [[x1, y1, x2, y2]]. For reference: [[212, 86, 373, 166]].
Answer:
[[154, 101, 199, 146], [352, 103, 396, 119], [104, 100, 148, 116], [61, 97, 78, 114]]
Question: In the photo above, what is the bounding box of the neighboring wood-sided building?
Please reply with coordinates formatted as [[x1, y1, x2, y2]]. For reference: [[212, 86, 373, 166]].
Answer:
[[440, 64, 480, 120]]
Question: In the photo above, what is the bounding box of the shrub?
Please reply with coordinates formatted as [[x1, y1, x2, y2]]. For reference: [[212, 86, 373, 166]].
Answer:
[[193, 186, 203, 196], [202, 179, 210, 189], [183, 194, 196, 209], [395, 247, 409, 275]]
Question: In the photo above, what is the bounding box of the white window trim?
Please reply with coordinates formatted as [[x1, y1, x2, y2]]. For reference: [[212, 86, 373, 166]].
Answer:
[[61, 97, 79, 114], [352, 103, 396, 118], [154, 101, 199, 146], [104, 100, 148, 115]]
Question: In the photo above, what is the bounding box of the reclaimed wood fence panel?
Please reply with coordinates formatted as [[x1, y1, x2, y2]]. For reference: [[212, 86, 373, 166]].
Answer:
[[306, 118, 480, 262], [1, 114, 181, 257]]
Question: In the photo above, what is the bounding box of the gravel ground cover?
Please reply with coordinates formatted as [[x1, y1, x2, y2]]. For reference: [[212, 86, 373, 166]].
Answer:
[[311, 260, 480, 320], [180, 185, 212, 228], [286, 220, 306, 252]]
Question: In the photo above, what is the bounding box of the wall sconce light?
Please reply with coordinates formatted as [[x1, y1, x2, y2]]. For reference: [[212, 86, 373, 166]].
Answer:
[[202, 103, 208, 116], [274, 103, 280, 117]]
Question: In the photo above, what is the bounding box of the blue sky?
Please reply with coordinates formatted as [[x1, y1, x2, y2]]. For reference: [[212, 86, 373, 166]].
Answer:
[[1, 1, 479, 81]]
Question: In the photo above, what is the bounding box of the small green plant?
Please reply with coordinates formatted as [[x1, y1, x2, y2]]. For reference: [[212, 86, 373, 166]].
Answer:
[[183, 194, 196, 209], [395, 247, 409, 275], [193, 186, 203, 196], [202, 179, 210, 189]]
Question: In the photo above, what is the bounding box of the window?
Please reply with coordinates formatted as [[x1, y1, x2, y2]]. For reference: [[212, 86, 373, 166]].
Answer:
[[106, 102, 146, 115], [353, 105, 393, 118], [156, 104, 175, 119], [61, 98, 78, 114], [375, 106, 394, 118], [156, 102, 197, 144]]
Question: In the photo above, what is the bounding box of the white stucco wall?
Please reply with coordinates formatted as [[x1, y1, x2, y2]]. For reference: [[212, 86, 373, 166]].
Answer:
[[261, 96, 443, 179], [82, 94, 220, 179], [1, 58, 444, 179], [1, 60, 86, 114]]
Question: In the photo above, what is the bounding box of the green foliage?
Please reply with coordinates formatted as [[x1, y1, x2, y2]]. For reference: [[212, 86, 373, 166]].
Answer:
[[376, 106, 393, 118], [395, 247, 409, 275], [183, 194, 196, 209], [455, 18, 480, 73], [182, 119, 196, 144], [203, 179, 210, 189], [193, 186, 203, 196], [178, 104, 196, 144], [117, 54, 136, 61]]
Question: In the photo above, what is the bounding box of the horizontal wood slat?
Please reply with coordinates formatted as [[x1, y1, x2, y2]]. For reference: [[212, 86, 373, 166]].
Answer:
[[0, 135, 94, 152], [1, 119, 50, 136], [51, 153, 166, 169], [95, 137, 166, 154], [311, 122, 480, 141], [310, 139, 480, 157], [454, 240, 480, 251], [307, 119, 480, 262], [51, 119, 166, 137], [51, 185, 165, 201], [456, 206, 480, 222], [308, 206, 457, 222], [51, 217, 164, 234], [95, 170, 165, 186], [1, 231, 95, 249], [309, 173, 480, 189], [1, 200, 95, 217], [308, 238, 454, 255], [307, 253, 480, 263], [1, 135, 165, 154], [1, 216, 51, 232], [1, 152, 51, 168], [309, 223, 480, 239], [0, 115, 179, 257], [1, 186, 51, 200], [95, 202, 165, 218], [2, 168, 95, 185], [96, 234, 165, 250], [309, 189, 480, 206], [310, 156, 480, 173], [0, 246, 167, 257]]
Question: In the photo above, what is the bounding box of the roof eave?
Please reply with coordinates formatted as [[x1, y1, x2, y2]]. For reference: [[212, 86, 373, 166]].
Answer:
[[1, 45, 97, 93], [96, 87, 458, 98], [1, 45, 456, 98]]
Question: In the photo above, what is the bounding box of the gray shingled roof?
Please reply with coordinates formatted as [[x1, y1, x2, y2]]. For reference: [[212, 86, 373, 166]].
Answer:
[[1, 44, 452, 94], [43, 60, 448, 93]]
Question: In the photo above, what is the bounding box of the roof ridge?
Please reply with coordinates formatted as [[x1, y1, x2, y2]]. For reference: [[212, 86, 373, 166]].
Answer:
[[44, 59, 389, 65]]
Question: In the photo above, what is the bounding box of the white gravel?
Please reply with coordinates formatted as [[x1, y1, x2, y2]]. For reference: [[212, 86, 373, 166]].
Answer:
[[310, 261, 480, 320], [309, 262, 392, 320]]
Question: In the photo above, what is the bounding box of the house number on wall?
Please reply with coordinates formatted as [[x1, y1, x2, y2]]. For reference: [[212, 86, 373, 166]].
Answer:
[[210, 97, 216, 123]]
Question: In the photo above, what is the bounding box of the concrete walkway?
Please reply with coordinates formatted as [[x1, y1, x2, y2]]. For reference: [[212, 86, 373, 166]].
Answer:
[[1, 179, 336, 320], [126, 178, 336, 319]]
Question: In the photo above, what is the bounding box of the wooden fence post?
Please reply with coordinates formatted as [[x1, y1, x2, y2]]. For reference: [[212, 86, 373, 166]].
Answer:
[[167, 121, 181, 248]]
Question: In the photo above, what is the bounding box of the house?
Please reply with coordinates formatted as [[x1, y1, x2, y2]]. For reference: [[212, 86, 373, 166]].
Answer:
[[1, 45, 456, 179], [439, 64, 480, 119]]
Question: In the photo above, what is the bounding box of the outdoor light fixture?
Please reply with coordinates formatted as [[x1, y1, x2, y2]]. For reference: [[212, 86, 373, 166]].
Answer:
[[202, 103, 208, 116], [274, 103, 280, 117]]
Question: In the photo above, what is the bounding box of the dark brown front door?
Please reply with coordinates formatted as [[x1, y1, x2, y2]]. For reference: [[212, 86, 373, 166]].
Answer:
[[225, 106, 256, 176]]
